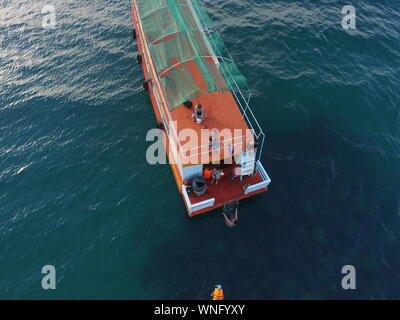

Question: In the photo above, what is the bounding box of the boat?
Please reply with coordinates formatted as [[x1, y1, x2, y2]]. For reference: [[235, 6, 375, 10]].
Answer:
[[131, 0, 271, 217]]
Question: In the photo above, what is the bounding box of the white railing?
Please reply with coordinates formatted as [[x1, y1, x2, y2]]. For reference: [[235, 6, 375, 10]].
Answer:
[[191, 198, 216, 212], [133, 1, 185, 167], [182, 185, 215, 214], [244, 161, 271, 195], [190, 0, 267, 161], [256, 160, 271, 182], [181, 134, 244, 164]]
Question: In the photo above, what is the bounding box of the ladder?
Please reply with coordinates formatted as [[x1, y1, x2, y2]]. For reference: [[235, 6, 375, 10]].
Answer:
[[222, 201, 239, 217]]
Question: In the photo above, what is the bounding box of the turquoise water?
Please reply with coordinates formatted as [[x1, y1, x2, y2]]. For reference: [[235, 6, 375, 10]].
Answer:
[[1, 0, 399, 299]]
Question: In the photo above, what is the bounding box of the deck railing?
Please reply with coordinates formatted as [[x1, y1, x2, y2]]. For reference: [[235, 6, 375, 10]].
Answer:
[[181, 134, 245, 164], [182, 185, 215, 214], [244, 161, 271, 195], [190, 0, 267, 162]]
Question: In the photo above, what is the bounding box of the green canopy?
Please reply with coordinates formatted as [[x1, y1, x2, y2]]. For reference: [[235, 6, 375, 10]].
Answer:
[[136, 0, 248, 110]]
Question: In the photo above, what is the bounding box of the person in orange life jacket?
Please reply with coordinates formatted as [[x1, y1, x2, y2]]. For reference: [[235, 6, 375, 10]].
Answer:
[[203, 166, 213, 180], [211, 284, 224, 300]]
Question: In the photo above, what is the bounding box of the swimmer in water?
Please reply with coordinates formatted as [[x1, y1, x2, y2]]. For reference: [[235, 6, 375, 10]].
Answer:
[[222, 208, 239, 228]]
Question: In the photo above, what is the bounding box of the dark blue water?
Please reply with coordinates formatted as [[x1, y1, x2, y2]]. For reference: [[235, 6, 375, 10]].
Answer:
[[1, 0, 399, 299]]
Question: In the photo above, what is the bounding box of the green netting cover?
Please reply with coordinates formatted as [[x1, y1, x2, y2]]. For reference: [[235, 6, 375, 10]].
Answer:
[[136, 0, 248, 110]]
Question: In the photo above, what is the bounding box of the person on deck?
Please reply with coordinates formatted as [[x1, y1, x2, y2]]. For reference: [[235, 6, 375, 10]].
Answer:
[[246, 139, 258, 177], [247, 138, 259, 154], [192, 104, 206, 124], [231, 164, 242, 181], [211, 167, 223, 185], [203, 166, 213, 180]]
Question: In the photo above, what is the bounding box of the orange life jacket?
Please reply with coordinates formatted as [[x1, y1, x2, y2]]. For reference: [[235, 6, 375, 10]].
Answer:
[[212, 288, 224, 300], [203, 168, 212, 179]]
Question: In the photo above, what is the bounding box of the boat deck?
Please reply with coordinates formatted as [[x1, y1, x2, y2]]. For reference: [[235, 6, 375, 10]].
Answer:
[[187, 168, 266, 216], [172, 89, 250, 164]]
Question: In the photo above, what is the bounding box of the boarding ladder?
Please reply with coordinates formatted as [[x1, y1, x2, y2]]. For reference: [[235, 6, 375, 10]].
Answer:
[[223, 201, 239, 217]]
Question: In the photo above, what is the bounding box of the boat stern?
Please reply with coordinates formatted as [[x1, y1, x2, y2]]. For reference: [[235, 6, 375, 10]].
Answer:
[[182, 161, 271, 217]]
